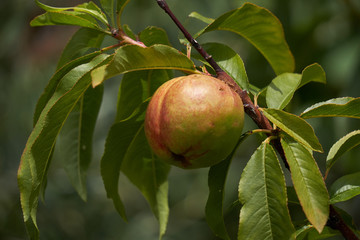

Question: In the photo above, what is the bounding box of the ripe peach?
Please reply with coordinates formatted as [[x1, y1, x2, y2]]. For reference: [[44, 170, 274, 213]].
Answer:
[[145, 74, 244, 169]]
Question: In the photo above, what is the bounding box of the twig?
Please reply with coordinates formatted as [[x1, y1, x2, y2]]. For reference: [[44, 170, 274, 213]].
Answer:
[[111, 28, 146, 48]]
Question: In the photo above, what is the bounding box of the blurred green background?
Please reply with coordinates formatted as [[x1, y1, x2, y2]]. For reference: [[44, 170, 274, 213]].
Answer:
[[1, 0, 359, 239]]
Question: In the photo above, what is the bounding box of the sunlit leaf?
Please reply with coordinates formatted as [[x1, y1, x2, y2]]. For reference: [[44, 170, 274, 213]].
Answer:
[[299, 63, 326, 88], [57, 28, 105, 69], [326, 130, 360, 175], [18, 54, 112, 239], [238, 142, 295, 239], [189, 11, 214, 24], [301, 97, 360, 119], [329, 172, 360, 204], [261, 108, 323, 152], [266, 73, 301, 109], [281, 136, 329, 233], [58, 85, 103, 201], [193, 42, 249, 90], [91, 44, 197, 87], [35, 0, 108, 25], [204, 2, 294, 75]]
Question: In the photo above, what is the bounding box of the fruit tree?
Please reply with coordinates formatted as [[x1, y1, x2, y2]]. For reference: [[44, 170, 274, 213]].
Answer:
[[18, 0, 360, 239]]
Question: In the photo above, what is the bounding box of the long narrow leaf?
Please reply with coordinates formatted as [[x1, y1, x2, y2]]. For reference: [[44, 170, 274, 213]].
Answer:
[[31, 11, 105, 32], [281, 136, 329, 233], [100, 0, 115, 25], [101, 68, 171, 232], [91, 44, 197, 87], [261, 108, 323, 152], [326, 130, 360, 176], [117, 0, 131, 19], [35, 0, 108, 25], [238, 142, 295, 239], [205, 155, 232, 240], [18, 54, 112, 239], [58, 85, 104, 201], [203, 3, 294, 75], [100, 103, 148, 220], [301, 97, 360, 119], [121, 126, 170, 239], [205, 132, 251, 239]]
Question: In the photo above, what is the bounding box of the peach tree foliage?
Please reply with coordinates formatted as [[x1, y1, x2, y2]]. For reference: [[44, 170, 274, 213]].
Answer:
[[18, 0, 360, 239]]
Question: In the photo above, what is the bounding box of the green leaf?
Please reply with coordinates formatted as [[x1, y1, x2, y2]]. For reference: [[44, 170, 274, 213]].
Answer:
[[30, 11, 105, 32], [203, 3, 294, 75], [238, 142, 295, 240], [57, 28, 105, 69], [326, 130, 360, 175], [205, 132, 251, 240], [188, 11, 214, 24], [117, 0, 131, 19], [100, 102, 148, 220], [91, 44, 197, 87], [261, 108, 323, 152], [122, 24, 137, 40], [139, 27, 171, 46], [18, 54, 112, 239], [301, 97, 360, 119], [329, 172, 360, 204], [116, 70, 171, 121], [34, 0, 108, 25], [101, 69, 171, 235], [115, 26, 172, 120], [33, 51, 104, 126], [58, 85, 103, 201], [265, 63, 326, 109], [281, 136, 329, 233], [299, 63, 326, 88], [205, 156, 231, 240], [266, 73, 302, 109], [121, 126, 170, 239], [194, 42, 249, 90], [296, 225, 340, 240], [100, 0, 130, 26], [100, 0, 115, 25]]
